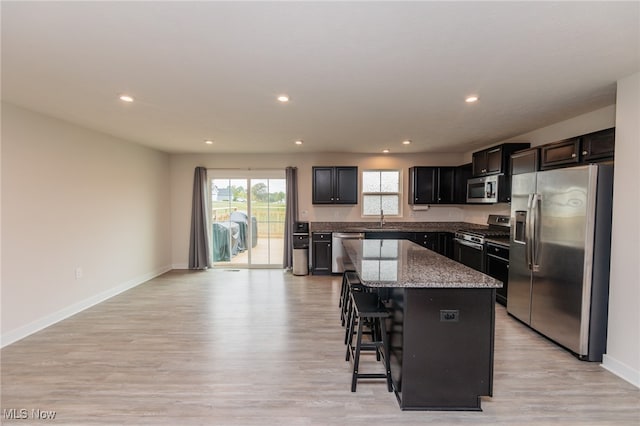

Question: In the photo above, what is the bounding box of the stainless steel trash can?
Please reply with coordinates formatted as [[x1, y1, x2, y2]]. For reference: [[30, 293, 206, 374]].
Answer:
[[293, 246, 309, 276], [292, 222, 309, 276]]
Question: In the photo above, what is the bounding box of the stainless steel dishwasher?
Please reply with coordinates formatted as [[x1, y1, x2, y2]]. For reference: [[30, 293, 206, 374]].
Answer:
[[331, 232, 365, 273]]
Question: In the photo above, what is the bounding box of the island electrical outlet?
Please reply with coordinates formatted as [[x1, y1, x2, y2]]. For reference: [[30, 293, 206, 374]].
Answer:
[[440, 309, 459, 322]]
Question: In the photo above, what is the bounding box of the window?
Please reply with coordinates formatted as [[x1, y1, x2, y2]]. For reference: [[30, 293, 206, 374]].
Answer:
[[361, 170, 401, 216]]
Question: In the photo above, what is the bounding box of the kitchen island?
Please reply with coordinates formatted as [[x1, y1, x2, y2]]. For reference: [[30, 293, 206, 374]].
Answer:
[[342, 239, 501, 411]]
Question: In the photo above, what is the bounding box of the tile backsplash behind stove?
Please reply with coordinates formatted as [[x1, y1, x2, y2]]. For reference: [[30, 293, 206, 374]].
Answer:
[[305, 203, 509, 226], [462, 204, 511, 225]]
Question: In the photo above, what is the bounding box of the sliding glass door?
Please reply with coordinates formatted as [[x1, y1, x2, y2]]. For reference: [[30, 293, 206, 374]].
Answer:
[[209, 170, 285, 268]]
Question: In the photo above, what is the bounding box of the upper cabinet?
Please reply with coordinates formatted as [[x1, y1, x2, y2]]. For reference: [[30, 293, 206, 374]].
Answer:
[[540, 137, 581, 170], [312, 166, 358, 204], [539, 127, 615, 171], [580, 127, 615, 162], [454, 163, 473, 203], [510, 148, 539, 175], [409, 166, 460, 205], [472, 143, 531, 177]]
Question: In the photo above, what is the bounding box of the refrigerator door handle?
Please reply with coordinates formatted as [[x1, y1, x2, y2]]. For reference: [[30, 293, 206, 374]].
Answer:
[[531, 193, 541, 272], [527, 193, 534, 209], [525, 194, 534, 269]]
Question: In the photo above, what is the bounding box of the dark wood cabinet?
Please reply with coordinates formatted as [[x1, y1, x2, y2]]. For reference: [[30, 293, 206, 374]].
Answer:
[[438, 232, 454, 259], [311, 232, 332, 275], [485, 242, 509, 306], [312, 167, 358, 204], [581, 127, 615, 162], [454, 163, 472, 203], [472, 143, 531, 177], [409, 166, 456, 205], [511, 148, 539, 175], [412, 232, 438, 251], [472, 146, 502, 176], [540, 137, 581, 170], [410, 232, 453, 258], [365, 231, 413, 240], [409, 167, 436, 204], [387, 287, 495, 410], [438, 167, 456, 204], [539, 127, 615, 171]]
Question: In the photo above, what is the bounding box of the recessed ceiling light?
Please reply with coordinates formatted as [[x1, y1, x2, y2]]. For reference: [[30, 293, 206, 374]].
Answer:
[[295, 140, 303, 145], [204, 140, 214, 145], [465, 95, 479, 103], [382, 149, 390, 154], [277, 95, 289, 102], [402, 140, 412, 145], [119, 94, 134, 103]]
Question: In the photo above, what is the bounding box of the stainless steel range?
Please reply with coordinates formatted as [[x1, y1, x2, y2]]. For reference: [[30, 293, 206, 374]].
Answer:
[[453, 215, 510, 273]]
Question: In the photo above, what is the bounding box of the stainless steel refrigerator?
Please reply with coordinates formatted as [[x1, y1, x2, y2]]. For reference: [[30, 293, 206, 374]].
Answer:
[[507, 164, 614, 361]]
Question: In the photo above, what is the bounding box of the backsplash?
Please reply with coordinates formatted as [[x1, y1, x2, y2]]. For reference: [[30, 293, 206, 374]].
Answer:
[[302, 203, 509, 225], [462, 204, 511, 225]]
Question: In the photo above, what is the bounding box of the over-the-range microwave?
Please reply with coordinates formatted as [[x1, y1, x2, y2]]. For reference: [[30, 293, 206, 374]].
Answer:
[[466, 174, 508, 204]]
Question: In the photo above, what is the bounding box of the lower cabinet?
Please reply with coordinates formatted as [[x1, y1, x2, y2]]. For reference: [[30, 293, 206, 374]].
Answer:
[[311, 232, 332, 275], [484, 242, 509, 306], [438, 232, 454, 259], [412, 232, 454, 259], [364, 231, 412, 240], [412, 232, 438, 251]]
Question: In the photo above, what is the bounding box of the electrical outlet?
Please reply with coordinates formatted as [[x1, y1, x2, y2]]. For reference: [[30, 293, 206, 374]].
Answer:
[[75, 267, 83, 280], [440, 309, 459, 322]]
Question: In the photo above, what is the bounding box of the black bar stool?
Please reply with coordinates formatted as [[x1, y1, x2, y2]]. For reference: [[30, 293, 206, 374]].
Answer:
[[345, 292, 392, 393], [341, 271, 364, 329]]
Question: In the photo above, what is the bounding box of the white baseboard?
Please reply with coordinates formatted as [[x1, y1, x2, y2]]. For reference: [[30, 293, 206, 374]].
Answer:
[[172, 263, 189, 269], [602, 354, 640, 388], [0, 265, 172, 348]]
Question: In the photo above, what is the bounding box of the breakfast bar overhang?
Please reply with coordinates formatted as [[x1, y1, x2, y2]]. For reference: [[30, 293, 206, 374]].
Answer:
[[343, 239, 502, 411]]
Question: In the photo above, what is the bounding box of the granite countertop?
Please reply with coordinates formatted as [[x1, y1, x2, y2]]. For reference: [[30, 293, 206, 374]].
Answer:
[[343, 239, 502, 289]]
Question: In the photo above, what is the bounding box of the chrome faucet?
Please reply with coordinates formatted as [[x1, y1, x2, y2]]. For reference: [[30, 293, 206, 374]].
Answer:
[[380, 209, 385, 229]]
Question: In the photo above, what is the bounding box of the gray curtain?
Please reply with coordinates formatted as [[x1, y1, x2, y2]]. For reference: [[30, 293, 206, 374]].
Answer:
[[189, 167, 211, 269], [283, 167, 299, 269]]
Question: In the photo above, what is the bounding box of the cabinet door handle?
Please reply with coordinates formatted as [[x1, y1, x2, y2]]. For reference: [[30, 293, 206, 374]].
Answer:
[[336, 197, 340, 200], [582, 150, 588, 155], [571, 153, 576, 158]]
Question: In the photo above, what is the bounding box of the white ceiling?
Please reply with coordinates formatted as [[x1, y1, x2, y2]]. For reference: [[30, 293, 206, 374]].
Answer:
[[2, 1, 638, 155]]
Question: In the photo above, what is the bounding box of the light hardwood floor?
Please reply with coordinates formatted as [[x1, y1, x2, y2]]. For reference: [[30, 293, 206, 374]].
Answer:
[[1, 270, 639, 425]]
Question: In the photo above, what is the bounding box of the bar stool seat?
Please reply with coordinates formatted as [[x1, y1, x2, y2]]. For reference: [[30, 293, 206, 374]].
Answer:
[[345, 292, 392, 393]]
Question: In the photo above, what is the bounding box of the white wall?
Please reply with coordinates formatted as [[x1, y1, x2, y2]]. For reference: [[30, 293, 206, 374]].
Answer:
[[169, 151, 470, 268], [464, 105, 617, 157], [603, 72, 640, 387], [1, 103, 172, 346]]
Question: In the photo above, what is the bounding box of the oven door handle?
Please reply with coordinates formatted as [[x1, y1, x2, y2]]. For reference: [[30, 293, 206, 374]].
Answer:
[[454, 238, 484, 251], [486, 253, 509, 262]]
